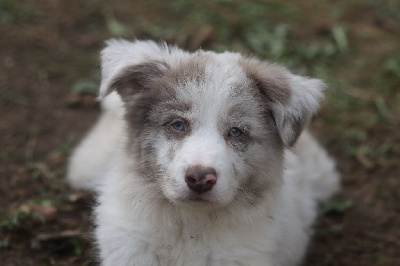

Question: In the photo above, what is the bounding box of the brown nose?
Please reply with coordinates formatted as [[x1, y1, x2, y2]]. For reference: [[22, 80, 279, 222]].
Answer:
[[185, 165, 217, 194]]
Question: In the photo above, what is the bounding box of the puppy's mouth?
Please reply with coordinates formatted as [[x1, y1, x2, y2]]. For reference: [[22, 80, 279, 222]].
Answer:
[[176, 192, 218, 204], [186, 197, 212, 203]]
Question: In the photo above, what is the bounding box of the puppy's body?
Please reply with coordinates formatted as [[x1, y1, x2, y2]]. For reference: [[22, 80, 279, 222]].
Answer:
[[67, 40, 339, 266]]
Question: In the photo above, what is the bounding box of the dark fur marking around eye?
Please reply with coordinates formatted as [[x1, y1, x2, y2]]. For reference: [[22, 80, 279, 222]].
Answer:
[[163, 118, 191, 140], [226, 127, 250, 153], [228, 127, 243, 138]]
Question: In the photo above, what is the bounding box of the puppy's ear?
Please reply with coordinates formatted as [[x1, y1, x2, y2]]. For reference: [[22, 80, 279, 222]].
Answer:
[[99, 39, 168, 100], [271, 74, 325, 147], [241, 59, 325, 147]]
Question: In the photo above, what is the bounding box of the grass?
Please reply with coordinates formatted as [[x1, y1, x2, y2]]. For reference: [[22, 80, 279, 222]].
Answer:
[[0, 210, 43, 231], [321, 199, 353, 215]]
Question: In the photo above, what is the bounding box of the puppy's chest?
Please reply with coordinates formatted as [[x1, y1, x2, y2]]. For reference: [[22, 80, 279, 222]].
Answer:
[[144, 221, 276, 266]]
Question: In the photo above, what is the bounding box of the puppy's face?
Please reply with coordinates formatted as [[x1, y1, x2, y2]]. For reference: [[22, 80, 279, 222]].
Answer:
[[144, 58, 283, 205], [101, 40, 325, 207]]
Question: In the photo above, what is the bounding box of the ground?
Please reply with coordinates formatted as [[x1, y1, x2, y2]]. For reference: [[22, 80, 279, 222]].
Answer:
[[0, 0, 399, 265]]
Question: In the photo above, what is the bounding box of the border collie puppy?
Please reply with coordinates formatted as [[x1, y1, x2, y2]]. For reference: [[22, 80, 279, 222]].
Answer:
[[67, 39, 339, 266]]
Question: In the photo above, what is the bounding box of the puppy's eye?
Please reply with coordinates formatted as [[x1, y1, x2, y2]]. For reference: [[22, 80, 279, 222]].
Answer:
[[228, 127, 243, 138], [171, 121, 185, 132]]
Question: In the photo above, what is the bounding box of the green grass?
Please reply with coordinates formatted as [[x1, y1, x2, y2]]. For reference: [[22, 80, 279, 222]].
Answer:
[[0, 210, 43, 231]]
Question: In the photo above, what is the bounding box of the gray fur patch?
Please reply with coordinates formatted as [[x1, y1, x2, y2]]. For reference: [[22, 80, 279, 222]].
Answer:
[[239, 58, 291, 106]]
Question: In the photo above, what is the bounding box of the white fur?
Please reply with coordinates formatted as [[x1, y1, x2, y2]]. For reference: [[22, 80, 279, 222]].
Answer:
[[66, 95, 123, 190], [67, 40, 340, 266]]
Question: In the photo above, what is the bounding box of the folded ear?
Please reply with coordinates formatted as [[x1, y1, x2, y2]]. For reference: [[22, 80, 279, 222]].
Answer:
[[272, 74, 325, 147], [241, 59, 325, 147], [99, 39, 169, 99]]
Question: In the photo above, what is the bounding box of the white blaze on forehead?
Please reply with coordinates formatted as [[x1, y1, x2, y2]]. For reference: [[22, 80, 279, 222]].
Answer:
[[174, 52, 249, 127], [162, 53, 252, 203]]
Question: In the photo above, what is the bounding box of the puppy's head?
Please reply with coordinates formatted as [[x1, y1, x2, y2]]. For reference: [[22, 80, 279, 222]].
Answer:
[[100, 39, 325, 207]]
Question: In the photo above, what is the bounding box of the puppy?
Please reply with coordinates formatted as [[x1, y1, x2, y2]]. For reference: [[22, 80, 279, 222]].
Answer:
[[67, 39, 339, 266]]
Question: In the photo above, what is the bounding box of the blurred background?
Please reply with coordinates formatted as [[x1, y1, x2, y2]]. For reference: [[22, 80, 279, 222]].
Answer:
[[0, 0, 399, 265]]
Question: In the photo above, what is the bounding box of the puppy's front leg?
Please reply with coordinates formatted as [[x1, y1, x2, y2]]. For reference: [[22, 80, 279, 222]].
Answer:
[[97, 226, 160, 266]]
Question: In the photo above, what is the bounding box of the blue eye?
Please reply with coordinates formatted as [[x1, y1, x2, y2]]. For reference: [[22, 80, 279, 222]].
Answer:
[[228, 127, 243, 138], [171, 121, 185, 132]]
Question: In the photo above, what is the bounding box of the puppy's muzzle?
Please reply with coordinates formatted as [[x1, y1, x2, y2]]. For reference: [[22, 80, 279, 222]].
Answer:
[[185, 165, 217, 194]]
